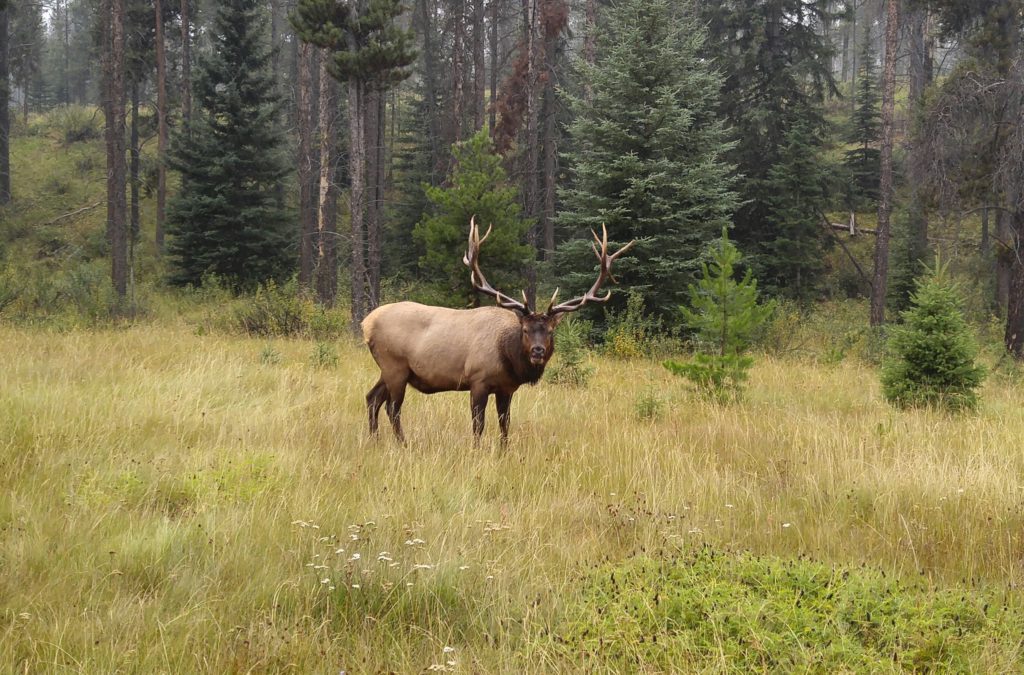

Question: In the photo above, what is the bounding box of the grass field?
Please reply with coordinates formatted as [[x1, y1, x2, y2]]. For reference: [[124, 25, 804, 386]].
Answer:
[[2, 323, 1024, 672]]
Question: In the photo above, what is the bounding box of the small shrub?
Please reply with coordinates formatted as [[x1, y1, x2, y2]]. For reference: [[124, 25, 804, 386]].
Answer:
[[664, 229, 773, 401], [603, 290, 667, 359], [633, 388, 665, 420], [259, 343, 282, 365], [230, 280, 308, 337], [310, 342, 338, 369], [547, 318, 593, 386], [881, 261, 985, 411], [46, 105, 102, 145]]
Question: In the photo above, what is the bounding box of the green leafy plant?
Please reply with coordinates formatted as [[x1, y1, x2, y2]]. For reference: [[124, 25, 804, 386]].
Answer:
[[881, 261, 986, 411], [259, 343, 282, 365], [664, 228, 773, 401], [309, 342, 338, 369], [633, 388, 665, 420], [546, 317, 593, 387]]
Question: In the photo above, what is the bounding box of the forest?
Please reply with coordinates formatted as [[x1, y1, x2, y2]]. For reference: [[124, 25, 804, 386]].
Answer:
[[3, 0, 1024, 671]]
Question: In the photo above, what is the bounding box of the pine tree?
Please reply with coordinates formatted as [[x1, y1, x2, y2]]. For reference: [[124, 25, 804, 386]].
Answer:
[[663, 228, 774, 401], [702, 0, 840, 298], [166, 0, 291, 289], [844, 27, 881, 209], [413, 128, 533, 306], [881, 261, 986, 411], [556, 0, 737, 320]]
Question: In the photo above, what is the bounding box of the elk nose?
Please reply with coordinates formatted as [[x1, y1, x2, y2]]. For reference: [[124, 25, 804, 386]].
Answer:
[[531, 346, 546, 359]]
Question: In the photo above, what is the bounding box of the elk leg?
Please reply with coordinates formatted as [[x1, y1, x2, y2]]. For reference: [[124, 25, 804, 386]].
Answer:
[[495, 392, 512, 442], [385, 380, 407, 443], [366, 380, 388, 434], [470, 388, 489, 439]]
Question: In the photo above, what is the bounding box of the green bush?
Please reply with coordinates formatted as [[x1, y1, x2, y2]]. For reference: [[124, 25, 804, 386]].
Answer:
[[309, 342, 338, 369], [546, 318, 594, 386], [664, 229, 773, 401], [603, 290, 675, 359], [633, 388, 665, 420], [881, 261, 986, 411], [45, 105, 102, 145], [537, 549, 1024, 672]]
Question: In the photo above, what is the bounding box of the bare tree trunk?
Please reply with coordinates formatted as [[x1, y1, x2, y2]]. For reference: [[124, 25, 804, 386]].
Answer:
[[584, 0, 595, 102], [451, 0, 466, 143], [540, 23, 559, 259], [1007, 211, 1024, 357], [0, 4, 9, 205], [180, 0, 192, 128], [62, 0, 69, 105], [349, 77, 368, 327], [905, 5, 931, 267], [155, 0, 168, 254], [416, 0, 442, 176], [366, 86, 385, 310], [997, 210, 1011, 310], [297, 42, 316, 289], [316, 50, 338, 307], [522, 0, 541, 307], [489, 0, 498, 131], [473, 0, 485, 130], [869, 0, 897, 327], [103, 0, 128, 305], [130, 79, 140, 239]]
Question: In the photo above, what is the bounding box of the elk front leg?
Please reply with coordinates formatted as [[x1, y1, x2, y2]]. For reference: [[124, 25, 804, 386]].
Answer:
[[385, 379, 408, 444], [470, 387, 489, 439], [495, 392, 512, 442]]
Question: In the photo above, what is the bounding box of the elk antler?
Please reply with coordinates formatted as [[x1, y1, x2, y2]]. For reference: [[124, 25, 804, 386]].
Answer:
[[548, 224, 635, 316], [463, 217, 530, 314]]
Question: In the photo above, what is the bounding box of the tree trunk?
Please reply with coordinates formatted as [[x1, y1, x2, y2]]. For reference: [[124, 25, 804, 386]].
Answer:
[[416, 0, 442, 177], [540, 26, 559, 259], [869, 0, 897, 327], [584, 0, 595, 101], [522, 0, 541, 307], [997, 209, 1011, 311], [315, 50, 338, 307], [297, 42, 316, 290], [349, 77, 368, 327], [0, 4, 9, 205], [489, 0, 498, 131], [130, 79, 140, 239], [1006, 211, 1024, 357], [905, 5, 931, 267], [62, 0, 69, 105], [155, 0, 168, 254], [473, 0, 485, 130], [451, 0, 466, 143], [103, 0, 128, 304], [180, 0, 192, 128], [366, 86, 385, 311]]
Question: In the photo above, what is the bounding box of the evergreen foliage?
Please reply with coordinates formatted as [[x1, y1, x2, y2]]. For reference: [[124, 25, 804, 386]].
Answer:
[[881, 261, 986, 411], [413, 128, 533, 307], [165, 0, 291, 288], [702, 0, 839, 299], [555, 0, 737, 320], [664, 229, 773, 400], [844, 28, 881, 208]]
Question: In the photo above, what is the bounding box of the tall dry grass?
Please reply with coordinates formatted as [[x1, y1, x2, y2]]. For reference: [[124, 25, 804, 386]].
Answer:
[[2, 325, 1023, 672]]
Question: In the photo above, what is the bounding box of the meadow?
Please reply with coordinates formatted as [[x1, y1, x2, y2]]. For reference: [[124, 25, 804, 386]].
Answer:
[[3, 319, 1024, 672]]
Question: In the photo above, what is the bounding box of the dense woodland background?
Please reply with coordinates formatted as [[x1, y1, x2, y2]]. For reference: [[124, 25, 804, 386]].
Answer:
[[1, 0, 1022, 354]]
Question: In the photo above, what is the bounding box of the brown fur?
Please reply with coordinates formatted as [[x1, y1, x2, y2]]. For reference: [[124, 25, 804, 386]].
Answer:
[[362, 301, 561, 442]]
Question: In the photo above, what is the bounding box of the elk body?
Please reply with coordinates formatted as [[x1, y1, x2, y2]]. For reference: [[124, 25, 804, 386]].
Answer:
[[362, 219, 633, 442]]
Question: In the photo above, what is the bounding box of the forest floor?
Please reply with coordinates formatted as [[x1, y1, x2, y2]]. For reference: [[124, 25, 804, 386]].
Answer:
[[3, 324, 1024, 672]]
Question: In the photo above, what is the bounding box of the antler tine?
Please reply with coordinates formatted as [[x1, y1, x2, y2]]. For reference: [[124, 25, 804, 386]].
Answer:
[[548, 223, 635, 317], [463, 218, 529, 314], [545, 287, 560, 314]]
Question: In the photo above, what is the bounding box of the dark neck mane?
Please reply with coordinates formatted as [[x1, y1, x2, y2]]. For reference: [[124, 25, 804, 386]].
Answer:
[[500, 328, 546, 385]]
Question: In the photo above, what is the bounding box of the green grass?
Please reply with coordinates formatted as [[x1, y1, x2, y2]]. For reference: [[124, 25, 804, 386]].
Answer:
[[2, 323, 1024, 671]]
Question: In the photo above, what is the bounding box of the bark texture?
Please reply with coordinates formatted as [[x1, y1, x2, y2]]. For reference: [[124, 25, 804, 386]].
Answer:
[[870, 0, 898, 327]]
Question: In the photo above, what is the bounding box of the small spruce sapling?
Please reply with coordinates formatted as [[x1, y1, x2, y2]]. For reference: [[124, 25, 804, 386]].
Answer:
[[881, 260, 985, 411], [663, 229, 773, 400]]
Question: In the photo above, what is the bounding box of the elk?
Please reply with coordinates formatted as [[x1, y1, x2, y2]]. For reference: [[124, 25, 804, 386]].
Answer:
[[361, 218, 634, 442]]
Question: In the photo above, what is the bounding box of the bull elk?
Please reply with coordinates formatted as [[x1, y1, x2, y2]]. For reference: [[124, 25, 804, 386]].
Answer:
[[362, 218, 634, 442]]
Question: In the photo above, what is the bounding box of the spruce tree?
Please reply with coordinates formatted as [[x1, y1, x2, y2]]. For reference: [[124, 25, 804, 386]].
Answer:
[[413, 128, 533, 307], [166, 0, 291, 288], [881, 261, 986, 411], [701, 0, 839, 298], [663, 228, 773, 401], [844, 28, 881, 208], [555, 0, 737, 320]]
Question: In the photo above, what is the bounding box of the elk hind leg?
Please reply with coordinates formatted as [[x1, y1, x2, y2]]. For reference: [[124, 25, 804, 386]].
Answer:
[[385, 377, 408, 443], [366, 379, 388, 434]]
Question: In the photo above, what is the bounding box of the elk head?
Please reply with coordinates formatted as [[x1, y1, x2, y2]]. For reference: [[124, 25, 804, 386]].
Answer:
[[463, 217, 635, 365]]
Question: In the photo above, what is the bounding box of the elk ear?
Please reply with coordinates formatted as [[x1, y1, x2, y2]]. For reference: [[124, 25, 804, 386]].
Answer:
[[547, 312, 567, 328]]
